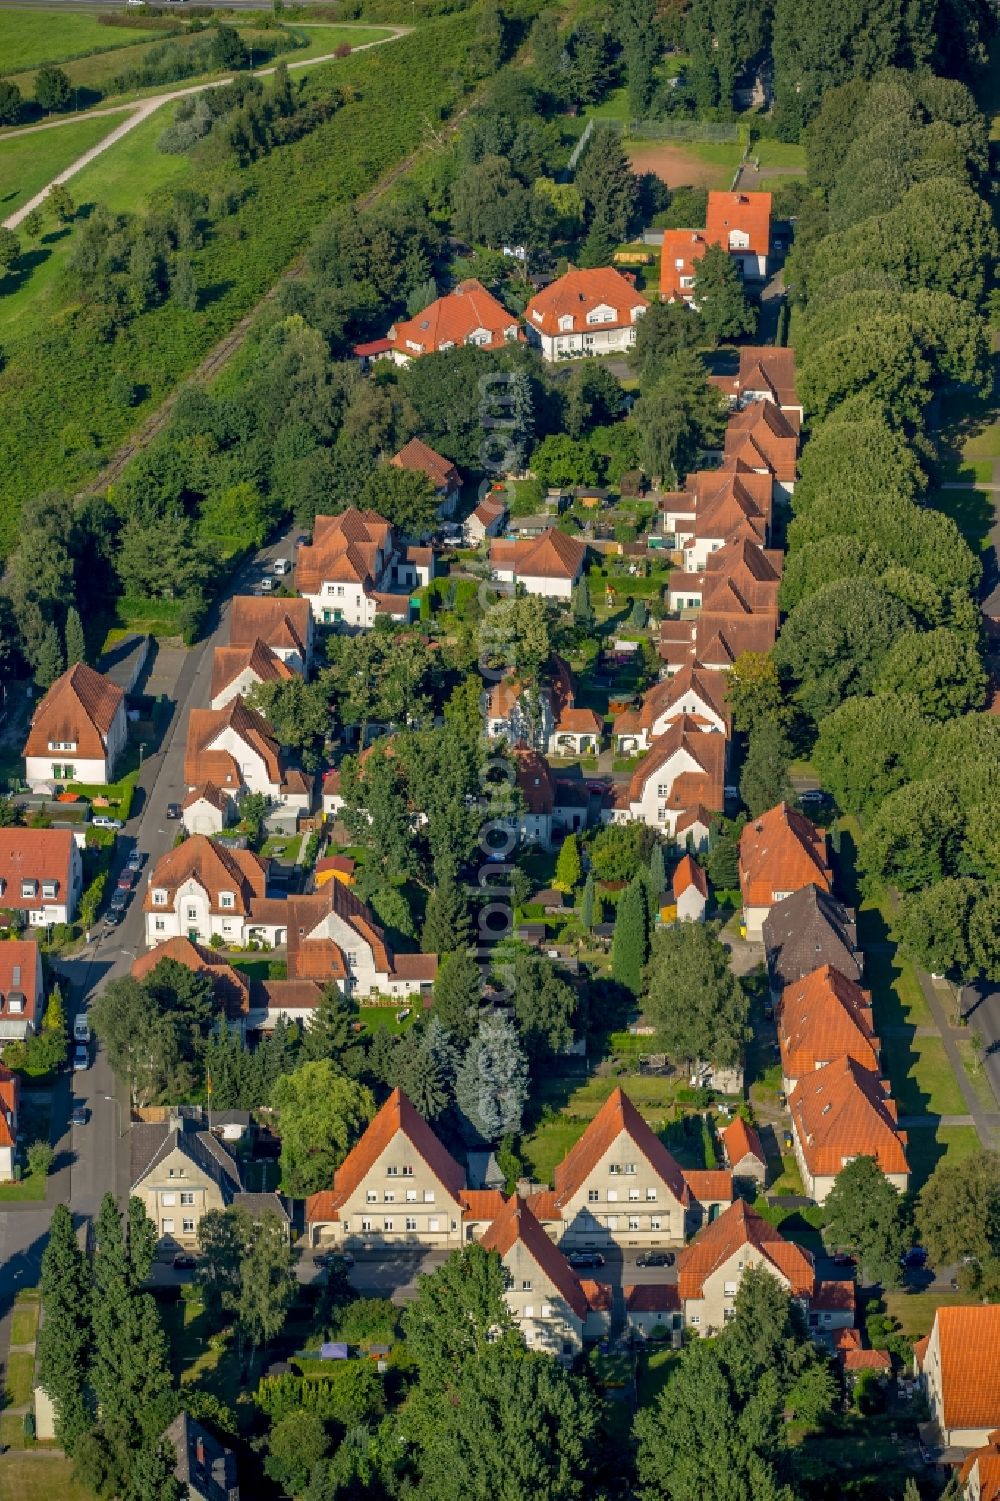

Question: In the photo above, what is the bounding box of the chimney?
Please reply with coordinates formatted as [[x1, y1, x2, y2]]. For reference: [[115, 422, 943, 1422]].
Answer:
[[195, 1436, 206, 1468], [168, 1107, 184, 1134]]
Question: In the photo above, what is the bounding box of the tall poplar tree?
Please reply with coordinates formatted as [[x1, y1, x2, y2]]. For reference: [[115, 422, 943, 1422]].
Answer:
[[37, 1203, 92, 1452]]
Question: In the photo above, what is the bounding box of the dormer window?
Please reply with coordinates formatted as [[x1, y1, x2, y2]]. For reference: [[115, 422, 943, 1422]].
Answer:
[[220, 893, 234, 909], [21, 880, 37, 899], [153, 889, 168, 906], [558, 315, 573, 332], [8, 995, 24, 1015], [42, 881, 57, 900]]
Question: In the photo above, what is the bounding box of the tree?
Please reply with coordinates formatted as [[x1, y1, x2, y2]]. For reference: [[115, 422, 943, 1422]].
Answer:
[[644, 923, 749, 1068], [0, 79, 21, 126], [413, 1345, 599, 1501], [0, 229, 20, 279], [531, 433, 600, 488], [454, 1014, 528, 1144], [402, 1243, 520, 1391], [860, 779, 967, 893], [895, 879, 980, 979], [571, 577, 595, 629], [478, 595, 553, 681], [27, 1140, 54, 1179], [510, 951, 578, 1059], [170, 254, 198, 312], [574, 127, 637, 244], [876, 627, 986, 720], [237, 1212, 296, 1362], [35, 65, 72, 112], [246, 675, 331, 770], [726, 652, 785, 734], [589, 821, 652, 882], [359, 464, 440, 537], [554, 833, 581, 893], [823, 1156, 909, 1287], [635, 1338, 792, 1501], [211, 23, 250, 69], [421, 870, 472, 954], [612, 875, 650, 996], [64, 605, 85, 666], [451, 154, 530, 248], [47, 183, 75, 224], [397, 1017, 459, 1121], [721, 1265, 835, 1422], [197, 1207, 249, 1328], [432, 950, 482, 1045], [693, 244, 757, 343], [265, 1407, 331, 1495], [300, 984, 357, 1068], [774, 579, 912, 723], [813, 694, 922, 815], [740, 717, 794, 818], [271, 1063, 375, 1197], [124, 1441, 184, 1501], [37, 1203, 92, 1452], [117, 515, 214, 603], [579, 872, 596, 931], [631, 300, 705, 385], [34, 620, 64, 689], [917, 1150, 1000, 1298], [91, 978, 180, 1106], [632, 351, 728, 486]]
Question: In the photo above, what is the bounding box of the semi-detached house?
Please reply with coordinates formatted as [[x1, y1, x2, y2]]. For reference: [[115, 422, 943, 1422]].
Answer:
[[778, 964, 880, 1093], [489, 527, 586, 600], [143, 835, 281, 950], [0, 829, 83, 929], [606, 715, 726, 839], [385, 278, 522, 363], [23, 662, 127, 791], [184, 698, 313, 816], [209, 638, 296, 712], [915, 1305, 1000, 1450], [788, 1054, 909, 1203], [613, 663, 732, 752], [228, 596, 314, 675], [296, 508, 433, 628], [738, 801, 832, 940], [705, 190, 772, 278], [523, 267, 649, 361], [0, 942, 44, 1041], [285, 881, 437, 1001]]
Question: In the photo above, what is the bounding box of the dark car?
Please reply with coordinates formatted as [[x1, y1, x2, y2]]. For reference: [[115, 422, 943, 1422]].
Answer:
[[166, 803, 182, 820], [117, 869, 137, 891], [567, 1251, 605, 1270], [104, 906, 125, 927], [830, 1252, 855, 1267], [317, 1249, 354, 1269], [70, 1104, 89, 1127], [636, 1251, 675, 1269], [173, 1253, 196, 1271], [126, 849, 144, 872], [110, 890, 129, 911]]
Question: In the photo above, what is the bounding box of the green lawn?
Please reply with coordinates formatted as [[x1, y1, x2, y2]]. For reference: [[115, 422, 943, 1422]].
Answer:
[[4, 1351, 34, 1407], [751, 138, 806, 169], [883, 1288, 971, 1339], [0, 113, 122, 217], [232, 959, 287, 983], [927, 487, 995, 553], [0, 1174, 46, 1202], [863, 949, 934, 1030], [0, 8, 161, 71], [955, 1036, 997, 1114], [962, 420, 1000, 459], [635, 1344, 680, 1408], [161, 1292, 245, 1415], [882, 1034, 968, 1118], [358, 1004, 419, 1034], [9, 1295, 40, 1349], [904, 1123, 981, 1189], [521, 1116, 587, 1183], [0, 1458, 94, 1497]]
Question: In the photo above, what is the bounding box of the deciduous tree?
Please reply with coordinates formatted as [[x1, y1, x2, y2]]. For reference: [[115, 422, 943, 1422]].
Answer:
[[271, 1062, 375, 1196], [823, 1156, 909, 1287], [644, 922, 749, 1068], [693, 243, 757, 343]]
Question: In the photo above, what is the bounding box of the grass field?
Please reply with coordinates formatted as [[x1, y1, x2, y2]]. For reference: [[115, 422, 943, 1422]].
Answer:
[[0, 8, 161, 72], [0, 1459, 94, 1499], [0, 1174, 46, 1202], [882, 1034, 968, 1118], [4, 1351, 35, 1407], [883, 1288, 970, 1338], [751, 138, 806, 169], [9, 1294, 40, 1349], [0, 113, 122, 217], [904, 1123, 980, 1188]]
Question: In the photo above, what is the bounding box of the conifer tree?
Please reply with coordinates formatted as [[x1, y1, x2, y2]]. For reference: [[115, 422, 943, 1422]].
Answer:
[[554, 833, 582, 893], [422, 871, 473, 954], [37, 1203, 92, 1452], [35, 620, 64, 689], [648, 841, 666, 899], [580, 872, 596, 932], [612, 874, 649, 995], [432, 950, 483, 1045], [299, 983, 354, 1066], [64, 605, 86, 666]]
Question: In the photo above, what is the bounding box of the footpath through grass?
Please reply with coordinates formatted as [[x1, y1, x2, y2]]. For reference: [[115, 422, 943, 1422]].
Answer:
[[0, 8, 161, 72], [0, 113, 123, 218]]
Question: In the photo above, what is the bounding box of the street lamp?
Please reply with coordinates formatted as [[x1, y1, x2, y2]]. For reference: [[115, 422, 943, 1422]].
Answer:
[[103, 1094, 127, 1139]]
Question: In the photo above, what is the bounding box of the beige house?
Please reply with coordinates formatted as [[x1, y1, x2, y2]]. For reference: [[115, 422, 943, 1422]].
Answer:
[[720, 1116, 766, 1188], [788, 1055, 909, 1204], [676, 1199, 815, 1335], [917, 1306, 1000, 1450], [305, 1088, 504, 1250], [959, 1432, 1000, 1501], [130, 1111, 287, 1249], [531, 1087, 732, 1251], [481, 1195, 609, 1361], [625, 1283, 683, 1340]]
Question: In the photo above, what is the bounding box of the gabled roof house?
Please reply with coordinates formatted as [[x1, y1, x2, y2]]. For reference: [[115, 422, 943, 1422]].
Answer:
[[738, 802, 832, 939], [24, 662, 127, 791], [296, 508, 433, 628], [386, 279, 522, 363], [143, 836, 279, 952], [0, 828, 83, 929], [209, 639, 296, 711], [228, 596, 313, 674], [778, 965, 879, 1091], [917, 1305, 1000, 1449], [788, 1055, 909, 1203], [524, 267, 649, 362], [607, 716, 726, 840], [286, 880, 437, 1000], [490, 527, 586, 600], [705, 190, 772, 278], [184, 699, 313, 812], [762, 883, 862, 993]]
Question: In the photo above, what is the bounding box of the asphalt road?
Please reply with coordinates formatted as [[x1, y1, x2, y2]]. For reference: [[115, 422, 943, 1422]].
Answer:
[[961, 980, 1000, 1109]]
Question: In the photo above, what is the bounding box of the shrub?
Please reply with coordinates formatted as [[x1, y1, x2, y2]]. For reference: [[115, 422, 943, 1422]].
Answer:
[[27, 1141, 54, 1179]]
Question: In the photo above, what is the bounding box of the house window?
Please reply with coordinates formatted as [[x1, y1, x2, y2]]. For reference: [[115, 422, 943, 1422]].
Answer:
[[21, 880, 36, 899], [405, 1218, 417, 1232], [42, 882, 57, 900], [402, 1165, 413, 1177], [524, 1305, 534, 1318], [423, 1191, 435, 1203], [386, 1166, 398, 1176], [384, 1219, 394, 1232], [153, 890, 167, 906], [429, 1218, 440, 1232], [367, 1191, 377, 1203], [609, 1164, 621, 1176], [220, 894, 234, 909], [628, 1217, 640, 1231], [161, 1219, 175, 1233], [405, 1189, 417, 1203], [182, 1219, 195, 1234], [180, 1193, 194, 1206], [542, 1303, 553, 1318], [588, 1189, 599, 1203], [521, 1280, 532, 1292], [628, 1188, 640, 1202], [384, 1193, 395, 1203], [724, 1281, 738, 1295], [186, 908, 198, 922], [691, 1315, 701, 1326], [606, 1216, 618, 1230], [362, 1218, 373, 1232], [646, 1188, 657, 1201], [155, 920, 165, 932], [161, 1193, 176, 1207], [607, 1190, 618, 1203], [651, 1217, 662, 1231]]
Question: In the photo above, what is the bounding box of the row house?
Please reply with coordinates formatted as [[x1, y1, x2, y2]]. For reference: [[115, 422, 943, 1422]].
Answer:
[[661, 469, 774, 571], [296, 508, 433, 628], [659, 599, 779, 676], [666, 537, 783, 617], [788, 1054, 909, 1203], [209, 638, 296, 712], [915, 1305, 1000, 1451], [738, 801, 833, 941], [711, 345, 803, 425], [960, 1435, 1000, 1501], [523, 267, 650, 361], [605, 715, 726, 841], [489, 527, 587, 601], [23, 661, 127, 792], [510, 749, 593, 848], [480, 1195, 611, 1362], [0, 828, 82, 929], [142, 835, 284, 950], [613, 662, 731, 753], [305, 1088, 505, 1249], [530, 1087, 732, 1250], [722, 401, 799, 500], [228, 596, 314, 675], [286, 880, 437, 1001], [390, 438, 462, 520], [0, 1065, 19, 1182], [183, 698, 313, 820], [0, 941, 44, 1042], [762, 884, 862, 994], [778, 965, 879, 1094], [386, 278, 522, 363]]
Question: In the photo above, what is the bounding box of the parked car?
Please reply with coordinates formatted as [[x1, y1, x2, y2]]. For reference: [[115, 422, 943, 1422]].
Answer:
[[92, 815, 123, 831], [636, 1251, 675, 1268], [166, 803, 182, 820], [172, 1253, 196, 1271], [798, 789, 825, 805], [782, 1129, 794, 1150], [273, 557, 291, 576], [830, 1252, 855, 1267], [117, 870, 137, 892], [317, 1249, 354, 1269], [126, 849, 144, 872], [70, 1103, 89, 1127], [103, 907, 125, 927], [567, 1251, 605, 1269], [73, 1015, 91, 1044], [72, 1043, 90, 1071], [260, 576, 275, 594], [110, 890, 129, 910]]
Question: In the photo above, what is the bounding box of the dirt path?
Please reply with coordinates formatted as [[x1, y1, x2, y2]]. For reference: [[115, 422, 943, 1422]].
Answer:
[[1, 26, 408, 231]]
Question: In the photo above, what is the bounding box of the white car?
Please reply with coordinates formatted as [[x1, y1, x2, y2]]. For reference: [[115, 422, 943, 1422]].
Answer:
[[73, 1015, 91, 1045], [260, 576, 275, 594], [273, 558, 291, 576], [91, 815, 123, 831]]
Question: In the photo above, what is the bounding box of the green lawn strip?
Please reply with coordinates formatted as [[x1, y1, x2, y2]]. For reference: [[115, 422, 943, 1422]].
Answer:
[[358, 1004, 418, 1033], [863, 949, 934, 1030], [232, 959, 287, 983], [962, 420, 1000, 459], [521, 1116, 588, 1184], [0, 9, 162, 71], [0, 113, 123, 217], [0, 1458, 94, 1498], [635, 1345, 680, 1408], [0, 1175, 46, 1202], [883, 1288, 971, 1339], [4, 1350, 35, 1407], [955, 1036, 998, 1114], [881, 1033, 967, 1118], [114, 594, 189, 638], [5, 28, 208, 102], [160, 1292, 246, 1417], [751, 138, 806, 169], [903, 1123, 981, 1190], [927, 487, 995, 553], [9, 1302, 39, 1348]]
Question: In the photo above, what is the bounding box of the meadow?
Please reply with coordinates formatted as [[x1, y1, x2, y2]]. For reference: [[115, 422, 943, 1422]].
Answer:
[[0, 7, 161, 72], [0, 112, 122, 216]]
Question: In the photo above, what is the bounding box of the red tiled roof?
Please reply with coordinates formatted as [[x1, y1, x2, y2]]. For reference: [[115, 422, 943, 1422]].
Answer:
[[706, 191, 772, 258], [229, 597, 311, 658], [184, 698, 284, 791], [460, 1189, 508, 1221], [812, 1279, 856, 1314], [0, 1063, 18, 1149], [391, 437, 461, 492], [676, 1199, 813, 1301], [182, 782, 232, 814], [0, 830, 77, 913], [490, 528, 586, 582], [625, 1283, 682, 1313], [724, 402, 799, 483], [581, 1278, 612, 1313], [210, 639, 294, 703], [480, 1195, 588, 1321], [739, 802, 832, 910], [660, 229, 708, 300], [672, 854, 708, 901], [143, 836, 267, 917], [778, 965, 879, 1083], [258, 978, 325, 1012], [514, 748, 555, 816], [388, 279, 521, 357], [929, 1306, 1000, 1432], [525, 267, 650, 337], [843, 1347, 892, 1373], [0, 941, 40, 1029], [788, 1056, 909, 1181], [721, 1115, 764, 1169], [960, 1434, 1000, 1501], [682, 1169, 734, 1207], [24, 662, 123, 761], [622, 663, 732, 739], [625, 716, 726, 813], [390, 953, 438, 982], [552, 1088, 690, 1208], [296, 509, 393, 596], [131, 936, 251, 1019], [737, 346, 798, 408], [557, 707, 602, 735], [305, 1088, 465, 1223]]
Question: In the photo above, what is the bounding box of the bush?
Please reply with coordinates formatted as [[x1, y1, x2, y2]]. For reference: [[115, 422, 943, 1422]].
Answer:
[[26, 1140, 54, 1179]]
